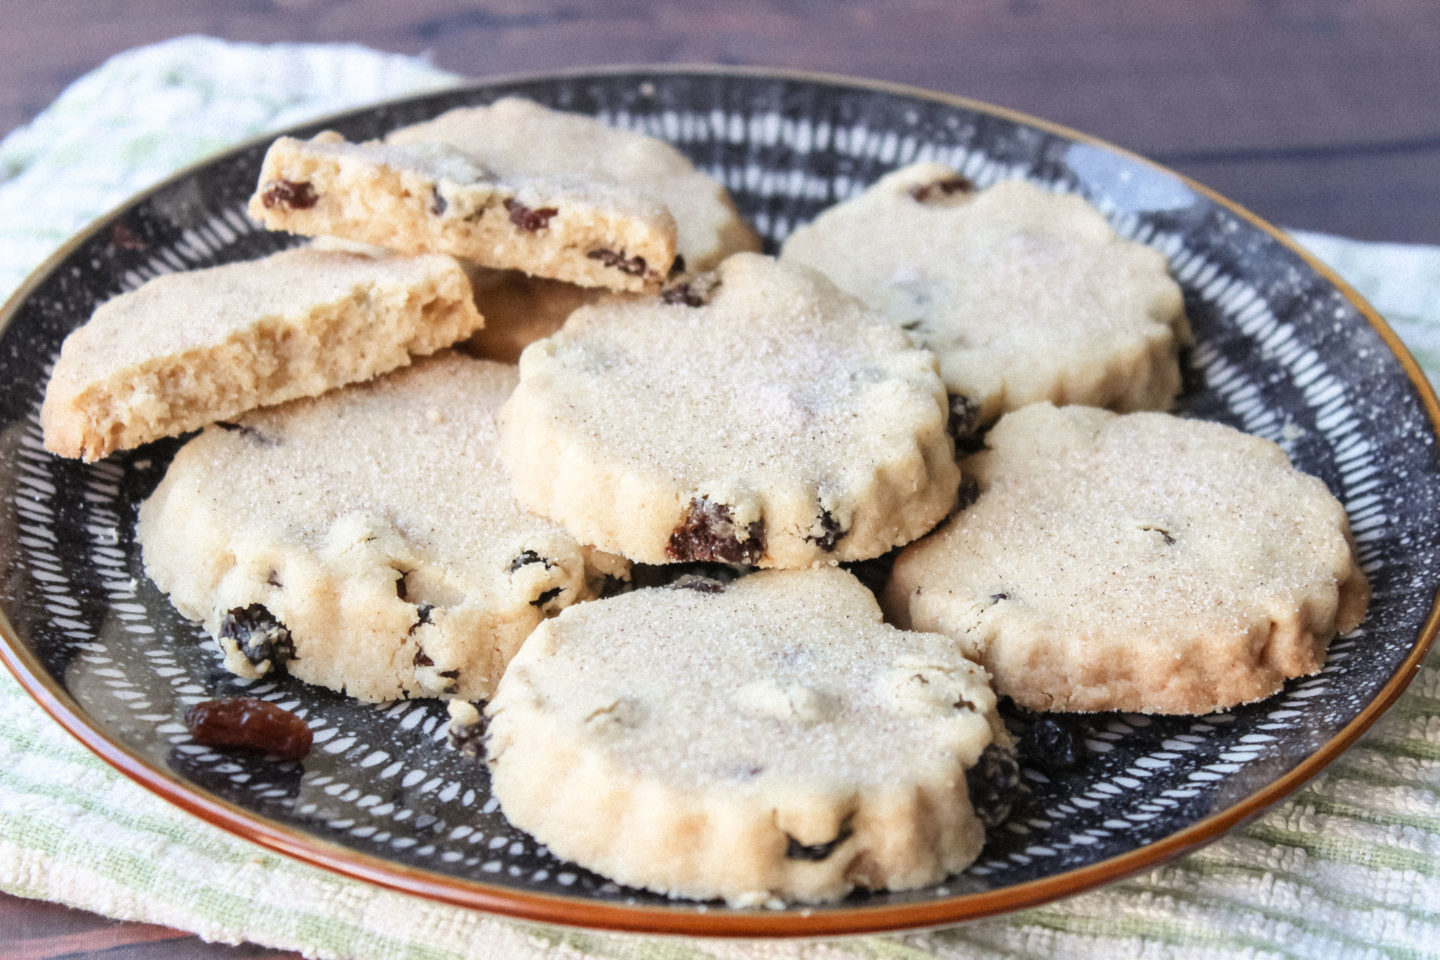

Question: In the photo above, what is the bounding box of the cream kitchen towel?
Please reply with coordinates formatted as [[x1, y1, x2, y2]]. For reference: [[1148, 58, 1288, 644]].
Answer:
[[1, 36, 1436, 960]]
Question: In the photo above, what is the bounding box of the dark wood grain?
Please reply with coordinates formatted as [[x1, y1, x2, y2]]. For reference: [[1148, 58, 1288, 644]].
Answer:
[[0, 0, 1435, 241], [0, 1, 1434, 955], [0, 890, 300, 959]]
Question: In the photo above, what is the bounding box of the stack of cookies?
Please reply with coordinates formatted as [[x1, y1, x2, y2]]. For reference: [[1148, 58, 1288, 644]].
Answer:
[[39, 97, 1368, 908]]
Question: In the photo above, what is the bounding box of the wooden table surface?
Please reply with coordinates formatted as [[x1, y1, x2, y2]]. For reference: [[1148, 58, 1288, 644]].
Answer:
[[1, 1, 1435, 956]]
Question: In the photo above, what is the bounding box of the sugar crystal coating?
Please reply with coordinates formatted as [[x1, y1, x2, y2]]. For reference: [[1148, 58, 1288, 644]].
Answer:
[[498, 253, 961, 568], [782, 165, 1191, 426], [486, 567, 1005, 904]]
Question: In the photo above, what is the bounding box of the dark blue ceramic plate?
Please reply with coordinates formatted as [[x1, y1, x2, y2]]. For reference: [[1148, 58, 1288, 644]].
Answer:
[[1, 67, 1437, 937]]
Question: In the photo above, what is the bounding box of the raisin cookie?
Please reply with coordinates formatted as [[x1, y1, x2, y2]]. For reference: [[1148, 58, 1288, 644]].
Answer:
[[250, 132, 678, 292], [884, 403, 1370, 714], [41, 248, 483, 461], [497, 253, 961, 568], [484, 566, 1011, 906], [137, 352, 628, 702], [386, 97, 760, 274], [781, 165, 1191, 432]]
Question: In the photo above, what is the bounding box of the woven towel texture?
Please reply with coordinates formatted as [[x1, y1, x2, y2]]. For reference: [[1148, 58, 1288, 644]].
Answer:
[[0, 36, 1436, 960]]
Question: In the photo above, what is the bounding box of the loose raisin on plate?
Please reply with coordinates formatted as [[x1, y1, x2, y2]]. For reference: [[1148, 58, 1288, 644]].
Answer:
[[218, 604, 293, 672], [184, 698, 312, 760], [1019, 717, 1088, 774], [966, 743, 1021, 827], [504, 198, 557, 232], [259, 179, 318, 210]]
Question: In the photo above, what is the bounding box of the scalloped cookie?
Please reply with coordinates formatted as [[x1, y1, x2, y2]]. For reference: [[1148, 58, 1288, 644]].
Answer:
[[497, 253, 961, 568], [883, 404, 1370, 714], [386, 97, 760, 274], [41, 247, 483, 461], [137, 352, 628, 702], [249, 132, 678, 292], [484, 567, 1011, 905], [781, 165, 1191, 432]]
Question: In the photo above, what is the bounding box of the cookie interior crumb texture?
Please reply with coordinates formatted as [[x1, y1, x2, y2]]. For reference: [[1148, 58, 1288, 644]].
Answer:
[[781, 164, 1191, 427], [386, 97, 761, 273], [498, 252, 961, 568], [884, 403, 1370, 714], [137, 352, 628, 702], [485, 567, 1004, 905], [40, 248, 484, 461], [249, 132, 679, 292]]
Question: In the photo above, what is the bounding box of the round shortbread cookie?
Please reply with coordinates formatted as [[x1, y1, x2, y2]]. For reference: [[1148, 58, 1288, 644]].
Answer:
[[883, 404, 1370, 714], [781, 164, 1191, 431], [387, 97, 761, 274], [137, 352, 628, 702], [497, 253, 962, 568], [484, 566, 1009, 905]]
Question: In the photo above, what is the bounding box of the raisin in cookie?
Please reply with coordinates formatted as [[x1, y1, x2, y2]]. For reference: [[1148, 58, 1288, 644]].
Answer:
[[137, 352, 628, 702], [386, 97, 760, 274], [884, 403, 1370, 714], [250, 132, 677, 292], [781, 165, 1191, 432], [41, 248, 483, 461], [485, 566, 1011, 906], [497, 253, 961, 568]]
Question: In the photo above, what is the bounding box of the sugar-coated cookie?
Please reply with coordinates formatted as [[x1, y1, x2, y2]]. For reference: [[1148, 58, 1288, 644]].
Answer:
[[782, 165, 1190, 432], [138, 352, 628, 702], [387, 97, 760, 274], [41, 248, 483, 461], [884, 403, 1370, 714], [485, 567, 1011, 905], [497, 253, 961, 568], [250, 132, 678, 292]]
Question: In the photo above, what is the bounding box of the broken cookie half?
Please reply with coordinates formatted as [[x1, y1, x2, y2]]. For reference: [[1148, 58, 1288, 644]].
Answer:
[[249, 132, 679, 293], [138, 352, 628, 702], [41, 247, 484, 461]]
